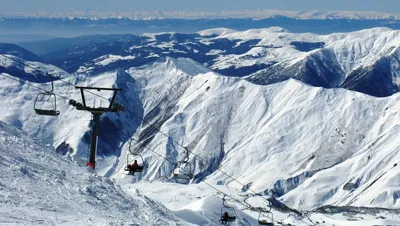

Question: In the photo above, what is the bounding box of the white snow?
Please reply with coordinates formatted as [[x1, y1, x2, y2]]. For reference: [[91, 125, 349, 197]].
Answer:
[[0, 121, 188, 225], [94, 54, 136, 66], [196, 27, 400, 80], [2, 53, 400, 225]]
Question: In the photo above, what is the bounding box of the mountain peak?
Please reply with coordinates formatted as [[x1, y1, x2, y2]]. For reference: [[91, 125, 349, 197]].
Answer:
[[164, 57, 211, 76]]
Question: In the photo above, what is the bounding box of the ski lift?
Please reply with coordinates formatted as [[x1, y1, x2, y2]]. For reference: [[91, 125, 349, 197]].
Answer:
[[220, 195, 237, 225], [243, 194, 274, 226], [124, 139, 146, 175], [258, 211, 274, 226], [172, 147, 193, 180], [33, 74, 60, 116]]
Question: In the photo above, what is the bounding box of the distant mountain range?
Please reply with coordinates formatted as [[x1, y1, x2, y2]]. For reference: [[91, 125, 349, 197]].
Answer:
[[2, 10, 400, 20], [4, 27, 399, 97], [2, 11, 400, 39]]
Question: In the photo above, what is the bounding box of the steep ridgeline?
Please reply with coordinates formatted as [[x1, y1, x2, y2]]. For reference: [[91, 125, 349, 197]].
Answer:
[[0, 120, 187, 225], [1, 54, 400, 212], [113, 58, 400, 211], [0, 53, 66, 83], [18, 27, 400, 97]]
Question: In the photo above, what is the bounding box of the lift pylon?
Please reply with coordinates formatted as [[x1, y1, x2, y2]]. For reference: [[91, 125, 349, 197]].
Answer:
[[69, 86, 125, 169]]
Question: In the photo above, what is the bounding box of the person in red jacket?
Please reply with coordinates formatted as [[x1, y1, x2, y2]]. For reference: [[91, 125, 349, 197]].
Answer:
[[127, 160, 144, 175], [131, 160, 139, 169]]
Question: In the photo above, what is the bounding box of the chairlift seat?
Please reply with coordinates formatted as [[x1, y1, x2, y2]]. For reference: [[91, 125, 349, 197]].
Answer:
[[220, 216, 236, 224], [124, 165, 144, 171], [35, 109, 60, 116], [173, 172, 193, 179], [227, 216, 236, 222], [258, 220, 274, 226], [134, 166, 144, 172], [124, 165, 144, 175]]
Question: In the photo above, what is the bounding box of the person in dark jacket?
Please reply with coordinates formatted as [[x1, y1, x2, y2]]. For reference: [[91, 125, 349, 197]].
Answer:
[[221, 212, 229, 224]]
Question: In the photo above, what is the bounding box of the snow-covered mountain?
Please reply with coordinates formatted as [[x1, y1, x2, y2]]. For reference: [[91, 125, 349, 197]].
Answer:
[[2, 28, 400, 224], [1, 54, 400, 213], [112, 58, 400, 211], [18, 27, 400, 97]]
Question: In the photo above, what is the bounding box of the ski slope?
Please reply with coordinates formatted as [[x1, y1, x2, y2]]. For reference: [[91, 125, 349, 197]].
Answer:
[[0, 116, 399, 225], [1, 53, 400, 225], [0, 120, 188, 225]]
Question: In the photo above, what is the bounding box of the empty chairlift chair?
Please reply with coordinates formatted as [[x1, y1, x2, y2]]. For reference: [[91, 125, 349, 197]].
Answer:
[[172, 161, 193, 179], [172, 147, 194, 181], [33, 74, 60, 116], [258, 211, 274, 226]]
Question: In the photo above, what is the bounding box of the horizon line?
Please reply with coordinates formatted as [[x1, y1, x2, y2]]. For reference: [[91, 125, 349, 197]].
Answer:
[[1, 9, 400, 20]]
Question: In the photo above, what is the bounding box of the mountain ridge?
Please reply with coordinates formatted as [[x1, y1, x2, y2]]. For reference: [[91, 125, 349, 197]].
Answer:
[[1, 40, 400, 213]]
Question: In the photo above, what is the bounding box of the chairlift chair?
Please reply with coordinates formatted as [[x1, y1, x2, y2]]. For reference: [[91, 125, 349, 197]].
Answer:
[[220, 195, 237, 225], [172, 147, 194, 181], [258, 211, 274, 226], [33, 74, 60, 116], [172, 160, 193, 179], [124, 153, 145, 174], [34, 92, 60, 116], [124, 139, 146, 175]]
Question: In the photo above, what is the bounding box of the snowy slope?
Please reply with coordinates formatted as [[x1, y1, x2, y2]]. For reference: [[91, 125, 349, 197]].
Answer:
[[121, 182, 400, 226], [0, 120, 188, 225], [107, 58, 400, 211], [2, 53, 400, 220], [0, 54, 68, 82]]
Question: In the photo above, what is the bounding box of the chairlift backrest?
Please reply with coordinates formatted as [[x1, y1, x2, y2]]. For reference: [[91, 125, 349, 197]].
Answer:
[[172, 160, 193, 179], [172, 146, 194, 179]]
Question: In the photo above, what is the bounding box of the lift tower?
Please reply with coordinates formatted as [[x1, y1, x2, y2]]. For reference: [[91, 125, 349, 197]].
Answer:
[[69, 86, 125, 169]]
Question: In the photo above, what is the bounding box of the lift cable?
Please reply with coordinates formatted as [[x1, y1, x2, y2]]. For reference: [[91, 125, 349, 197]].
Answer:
[[1, 72, 306, 225], [0, 55, 314, 225]]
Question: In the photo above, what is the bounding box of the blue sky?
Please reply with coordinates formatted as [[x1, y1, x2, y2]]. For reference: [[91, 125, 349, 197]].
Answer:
[[1, 0, 398, 13]]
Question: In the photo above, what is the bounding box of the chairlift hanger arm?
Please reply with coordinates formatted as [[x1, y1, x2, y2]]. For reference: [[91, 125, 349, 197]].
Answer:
[[80, 88, 87, 107], [109, 90, 118, 109], [48, 73, 55, 93], [75, 86, 122, 91]]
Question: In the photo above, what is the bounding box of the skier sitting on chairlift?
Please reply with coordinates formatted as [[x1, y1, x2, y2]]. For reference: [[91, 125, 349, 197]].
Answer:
[[220, 212, 229, 225], [127, 160, 143, 175]]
